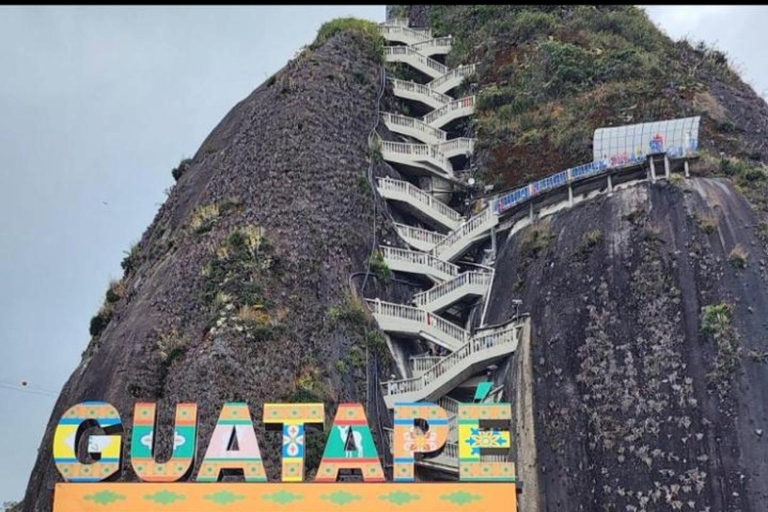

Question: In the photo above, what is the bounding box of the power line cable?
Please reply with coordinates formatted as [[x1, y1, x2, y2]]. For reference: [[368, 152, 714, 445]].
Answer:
[[0, 380, 58, 398]]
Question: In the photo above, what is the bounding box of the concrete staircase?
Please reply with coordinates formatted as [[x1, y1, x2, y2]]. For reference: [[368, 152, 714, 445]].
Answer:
[[371, 18, 516, 477]]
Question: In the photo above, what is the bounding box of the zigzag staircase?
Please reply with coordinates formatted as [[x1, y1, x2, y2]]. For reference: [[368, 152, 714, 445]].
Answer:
[[370, 17, 527, 476], [371, 14, 699, 480]]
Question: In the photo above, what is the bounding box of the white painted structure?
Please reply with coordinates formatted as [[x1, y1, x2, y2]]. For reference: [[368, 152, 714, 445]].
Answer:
[[411, 36, 453, 57], [380, 320, 527, 407], [382, 112, 447, 145], [412, 271, 491, 313], [432, 207, 499, 262], [372, 20, 698, 476], [423, 96, 476, 128], [379, 139, 453, 177], [376, 177, 462, 231], [389, 78, 451, 110], [379, 246, 459, 283], [428, 64, 476, 94], [384, 46, 449, 79], [367, 299, 468, 352], [393, 223, 446, 252]]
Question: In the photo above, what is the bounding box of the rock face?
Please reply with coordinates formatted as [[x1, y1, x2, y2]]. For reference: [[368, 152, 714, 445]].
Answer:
[[22, 30, 396, 511], [488, 179, 768, 511], [21, 6, 768, 512]]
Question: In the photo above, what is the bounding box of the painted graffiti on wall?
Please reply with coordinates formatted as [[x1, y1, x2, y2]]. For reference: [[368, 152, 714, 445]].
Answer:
[[495, 116, 701, 215]]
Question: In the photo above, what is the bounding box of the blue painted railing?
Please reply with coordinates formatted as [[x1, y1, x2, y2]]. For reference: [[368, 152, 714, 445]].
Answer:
[[494, 145, 696, 215]]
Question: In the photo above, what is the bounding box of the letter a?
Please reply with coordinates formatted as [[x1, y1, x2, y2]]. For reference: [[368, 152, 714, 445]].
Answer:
[[197, 402, 266, 482], [315, 403, 385, 482]]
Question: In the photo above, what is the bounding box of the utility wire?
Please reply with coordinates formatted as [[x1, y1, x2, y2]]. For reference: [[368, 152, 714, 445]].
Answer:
[[0, 380, 58, 398], [362, 63, 388, 294]]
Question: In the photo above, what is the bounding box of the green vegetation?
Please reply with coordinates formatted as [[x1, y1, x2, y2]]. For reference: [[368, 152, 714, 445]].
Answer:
[[311, 18, 384, 62], [202, 225, 281, 341], [327, 293, 368, 326], [89, 279, 127, 337], [2, 502, 22, 512], [520, 222, 554, 259], [190, 203, 220, 234], [171, 158, 192, 182], [643, 226, 663, 242], [121, 243, 141, 275], [370, 137, 384, 165], [700, 303, 740, 390], [365, 329, 388, 357], [425, 5, 740, 187], [189, 198, 242, 235], [89, 307, 112, 337], [358, 174, 372, 196], [289, 365, 332, 404], [701, 303, 732, 335], [622, 208, 645, 225], [747, 349, 768, 364], [369, 250, 392, 280], [578, 229, 603, 255], [157, 330, 186, 366], [388, 5, 408, 19], [728, 244, 749, 269], [105, 279, 125, 304], [697, 214, 718, 234]]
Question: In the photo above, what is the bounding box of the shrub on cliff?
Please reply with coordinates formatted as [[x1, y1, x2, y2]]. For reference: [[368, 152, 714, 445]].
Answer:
[[311, 17, 384, 62]]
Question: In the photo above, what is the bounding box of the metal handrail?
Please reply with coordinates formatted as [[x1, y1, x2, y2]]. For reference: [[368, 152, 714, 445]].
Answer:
[[376, 177, 463, 224], [389, 78, 453, 106], [423, 96, 476, 125], [394, 223, 447, 247], [379, 246, 460, 279], [413, 271, 491, 307], [384, 46, 449, 75], [381, 322, 524, 397], [432, 207, 495, 256], [427, 64, 477, 90]]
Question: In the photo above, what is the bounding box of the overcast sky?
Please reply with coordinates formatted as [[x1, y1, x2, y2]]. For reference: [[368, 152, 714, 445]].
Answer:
[[0, 5, 766, 502]]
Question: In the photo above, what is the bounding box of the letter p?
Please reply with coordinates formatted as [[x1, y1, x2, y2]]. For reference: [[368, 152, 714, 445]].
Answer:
[[392, 402, 449, 482]]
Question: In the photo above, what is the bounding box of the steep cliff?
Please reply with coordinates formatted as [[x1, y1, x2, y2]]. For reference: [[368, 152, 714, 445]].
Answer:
[[489, 178, 768, 511], [22, 24, 401, 511], [21, 6, 768, 512], [392, 4, 768, 511]]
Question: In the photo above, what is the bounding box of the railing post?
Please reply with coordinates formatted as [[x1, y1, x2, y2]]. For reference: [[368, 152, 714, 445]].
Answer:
[[649, 156, 657, 183], [607, 174, 613, 195], [664, 155, 671, 179], [684, 159, 690, 178], [568, 184, 573, 206], [489, 225, 497, 262]]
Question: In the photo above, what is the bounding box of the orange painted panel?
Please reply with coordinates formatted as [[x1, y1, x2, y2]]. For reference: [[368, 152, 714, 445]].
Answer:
[[53, 482, 517, 512]]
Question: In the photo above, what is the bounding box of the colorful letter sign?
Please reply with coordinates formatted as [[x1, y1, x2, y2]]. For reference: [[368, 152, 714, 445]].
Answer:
[[197, 402, 267, 482], [315, 403, 385, 482], [458, 403, 515, 481], [392, 402, 449, 482], [51, 398, 518, 512], [130, 402, 198, 482], [53, 401, 123, 482], [263, 403, 324, 481]]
